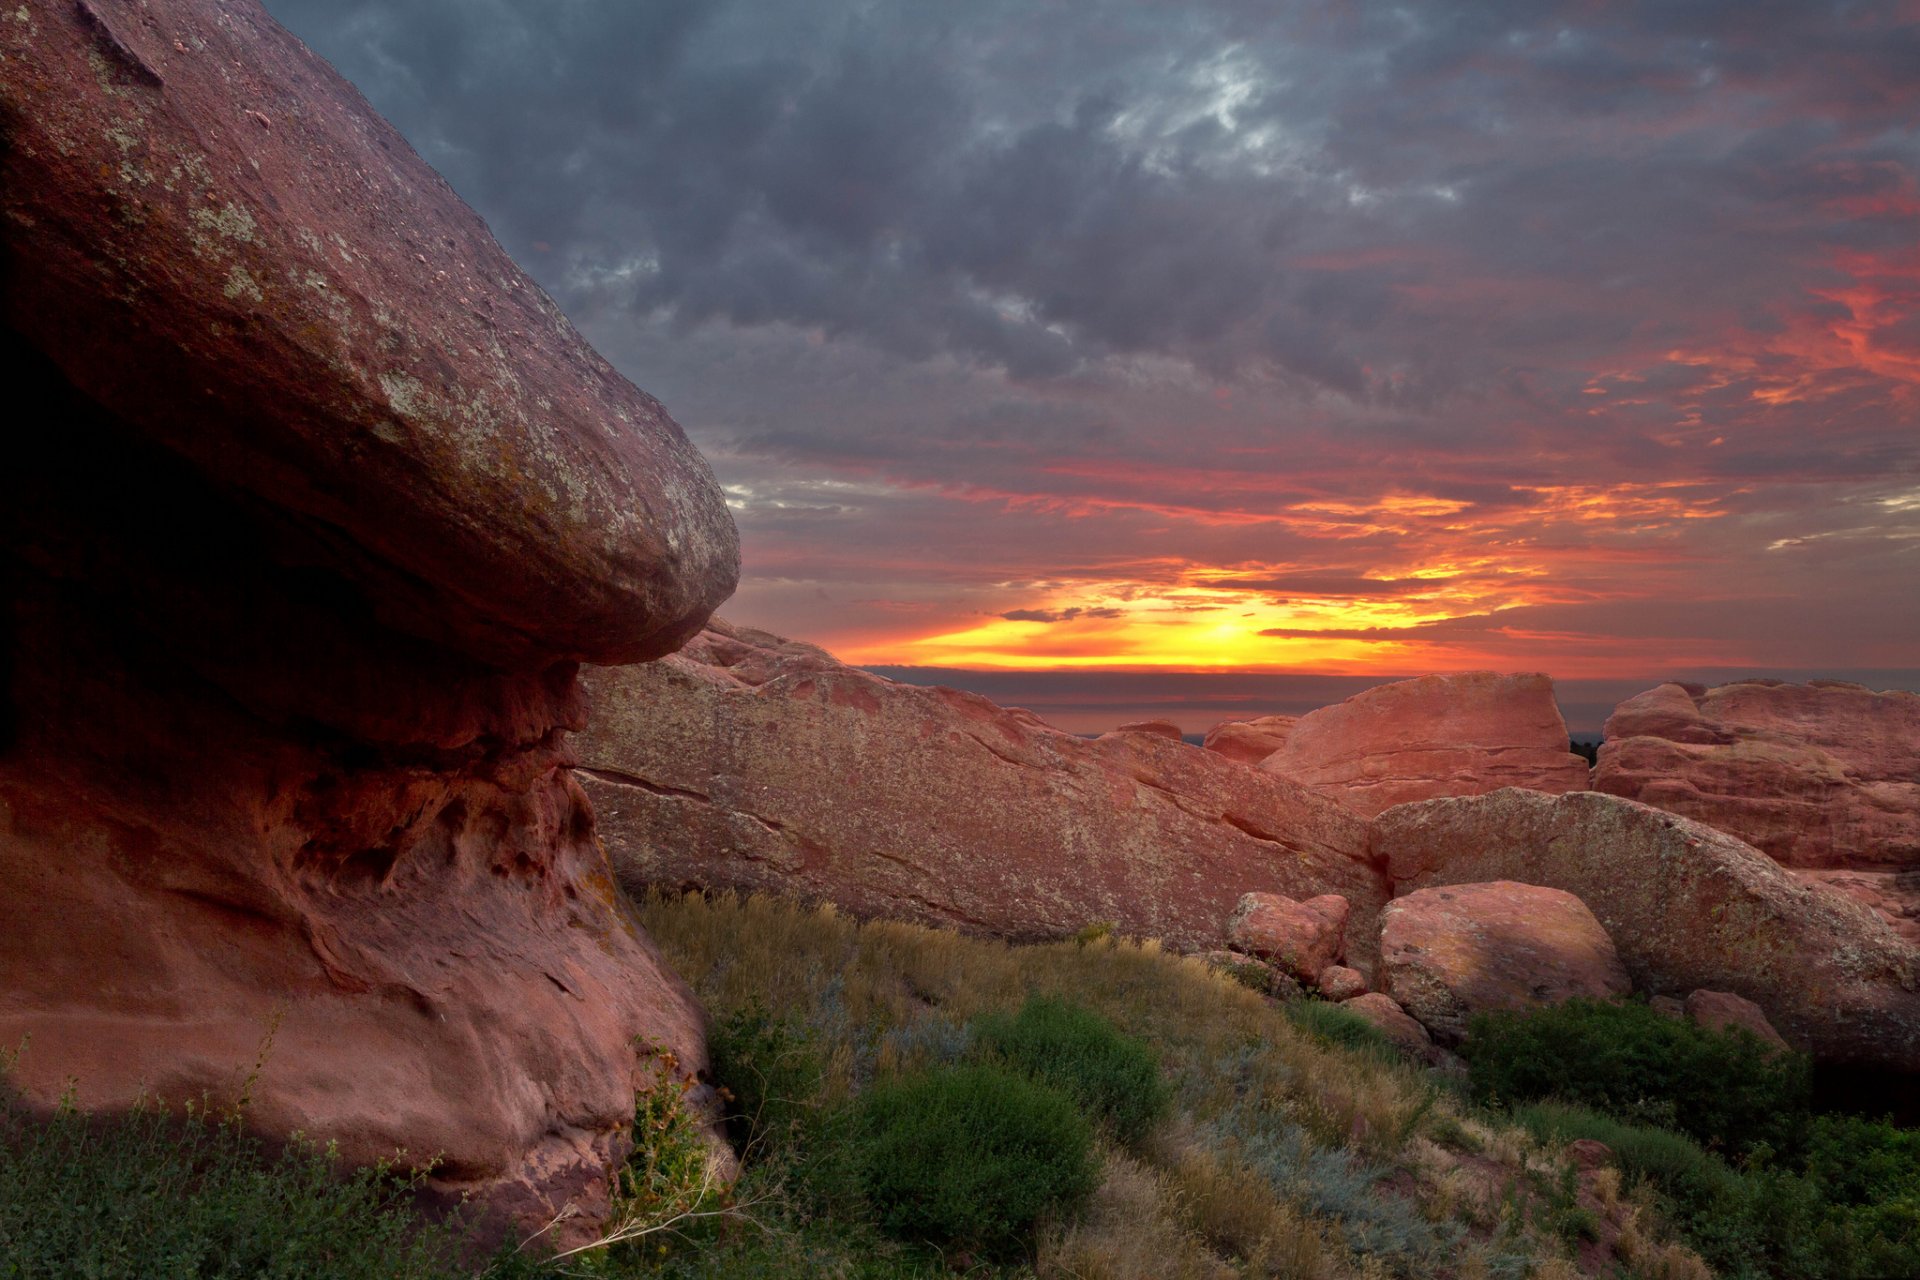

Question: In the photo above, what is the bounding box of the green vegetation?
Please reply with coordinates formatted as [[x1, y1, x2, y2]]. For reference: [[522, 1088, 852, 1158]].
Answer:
[[1463, 998, 1810, 1158], [853, 1063, 1098, 1256], [1283, 999, 1399, 1064], [1474, 1004, 1919, 1280], [0, 1083, 537, 1280], [970, 995, 1171, 1149]]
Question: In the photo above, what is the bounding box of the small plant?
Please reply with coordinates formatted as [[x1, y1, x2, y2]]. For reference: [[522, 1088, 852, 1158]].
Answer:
[[1071, 920, 1117, 947], [852, 1063, 1098, 1258], [1284, 998, 1399, 1062], [708, 1003, 826, 1157], [970, 996, 1171, 1149]]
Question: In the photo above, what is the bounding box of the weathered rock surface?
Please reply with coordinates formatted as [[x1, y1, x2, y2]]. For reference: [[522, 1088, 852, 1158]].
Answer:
[[576, 622, 1385, 956], [1227, 893, 1350, 983], [1261, 673, 1590, 818], [1319, 966, 1369, 1001], [1111, 719, 1186, 741], [1375, 789, 1920, 1072], [1379, 882, 1630, 1044], [1203, 716, 1298, 765], [1339, 993, 1433, 1055], [1684, 990, 1789, 1051], [1, 0, 737, 1242], [1595, 681, 1920, 896]]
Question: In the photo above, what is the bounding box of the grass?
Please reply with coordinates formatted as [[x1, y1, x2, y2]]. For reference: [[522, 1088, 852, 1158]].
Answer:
[[622, 888, 1700, 1278]]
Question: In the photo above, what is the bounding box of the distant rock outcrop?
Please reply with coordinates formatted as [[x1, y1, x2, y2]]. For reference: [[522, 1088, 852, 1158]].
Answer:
[[1596, 681, 1920, 867], [1, 0, 737, 1241], [576, 622, 1385, 956], [1379, 882, 1631, 1045], [1594, 681, 1920, 938], [1203, 716, 1298, 764], [1260, 673, 1590, 817], [1373, 789, 1920, 1073]]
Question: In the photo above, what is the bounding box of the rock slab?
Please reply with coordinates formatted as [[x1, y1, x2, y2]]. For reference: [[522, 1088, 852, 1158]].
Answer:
[[1684, 990, 1790, 1051], [1227, 893, 1351, 983], [1, 0, 738, 1241], [1374, 788, 1920, 1072], [1379, 882, 1630, 1044], [1261, 673, 1590, 818], [1203, 716, 1298, 765], [576, 622, 1385, 956]]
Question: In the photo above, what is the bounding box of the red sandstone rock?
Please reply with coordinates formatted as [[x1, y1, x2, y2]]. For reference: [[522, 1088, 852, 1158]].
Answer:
[[1260, 673, 1590, 818], [1339, 993, 1433, 1055], [1594, 682, 1920, 885], [1227, 893, 1351, 983], [1203, 716, 1298, 765], [1, 0, 737, 1243], [1684, 990, 1790, 1051], [576, 621, 1385, 956], [1379, 882, 1630, 1044], [1, 0, 735, 668], [1199, 952, 1303, 1001], [1111, 719, 1186, 741], [1796, 869, 1920, 947], [1318, 966, 1369, 1001], [1373, 789, 1920, 1072]]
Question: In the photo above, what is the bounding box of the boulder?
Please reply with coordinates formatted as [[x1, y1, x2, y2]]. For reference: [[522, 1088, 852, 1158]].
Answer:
[[1594, 682, 1920, 942], [576, 622, 1385, 956], [1374, 789, 1920, 1073], [1260, 673, 1590, 818], [1203, 716, 1298, 765], [1199, 952, 1303, 1002], [1684, 991, 1790, 1052], [1379, 882, 1631, 1044], [1318, 966, 1369, 1001], [1111, 719, 1186, 741], [1227, 893, 1351, 983], [1339, 994, 1433, 1055], [1, 0, 737, 1242]]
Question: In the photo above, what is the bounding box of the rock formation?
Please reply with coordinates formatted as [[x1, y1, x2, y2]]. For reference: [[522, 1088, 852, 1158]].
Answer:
[[1374, 789, 1920, 1073], [1226, 892, 1351, 985], [1260, 673, 1590, 817], [1683, 990, 1789, 1051], [1112, 719, 1186, 741], [575, 622, 1385, 956], [1202, 715, 1297, 765], [1, 0, 737, 1240], [1594, 680, 1920, 940], [1378, 882, 1630, 1045], [1339, 993, 1433, 1055]]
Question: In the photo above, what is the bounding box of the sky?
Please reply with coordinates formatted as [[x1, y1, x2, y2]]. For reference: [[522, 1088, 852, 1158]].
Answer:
[[266, 1, 1920, 733]]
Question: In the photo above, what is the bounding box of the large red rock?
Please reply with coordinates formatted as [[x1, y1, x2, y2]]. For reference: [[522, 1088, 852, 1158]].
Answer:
[[1227, 893, 1350, 983], [1203, 716, 1298, 765], [1260, 673, 1590, 818], [1595, 681, 1920, 871], [1, 0, 737, 1243], [1378, 882, 1631, 1044], [1684, 990, 1790, 1052], [576, 622, 1385, 956], [1373, 789, 1920, 1073]]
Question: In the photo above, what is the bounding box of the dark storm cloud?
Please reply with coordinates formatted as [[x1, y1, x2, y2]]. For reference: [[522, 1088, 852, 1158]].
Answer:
[[265, 0, 1920, 676]]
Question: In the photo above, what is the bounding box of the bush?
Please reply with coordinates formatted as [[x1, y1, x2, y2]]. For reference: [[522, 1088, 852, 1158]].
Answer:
[[0, 1086, 526, 1280], [708, 1003, 827, 1157], [970, 996, 1171, 1148], [852, 1063, 1098, 1258], [1463, 998, 1811, 1157]]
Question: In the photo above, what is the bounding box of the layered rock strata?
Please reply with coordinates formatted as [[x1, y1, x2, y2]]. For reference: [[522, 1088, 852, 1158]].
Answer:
[[1, 0, 737, 1239], [1261, 673, 1590, 817], [576, 622, 1385, 957]]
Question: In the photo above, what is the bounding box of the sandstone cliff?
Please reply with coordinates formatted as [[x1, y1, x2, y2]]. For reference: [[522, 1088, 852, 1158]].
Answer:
[[1, 0, 737, 1239]]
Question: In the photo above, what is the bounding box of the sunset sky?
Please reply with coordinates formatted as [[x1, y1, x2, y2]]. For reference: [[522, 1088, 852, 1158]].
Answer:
[[269, 1, 1920, 732]]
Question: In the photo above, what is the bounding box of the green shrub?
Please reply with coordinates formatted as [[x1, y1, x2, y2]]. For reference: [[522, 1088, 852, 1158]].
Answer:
[[1284, 999, 1398, 1062], [970, 996, 1170, 1148], [1463, 998, 1811, 1157], [852, 1063, 1097, 1258], [1805, 1114, 1920, 1279], [0, 1086, 530, 1280], [708, 1003, 827, 1156]]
